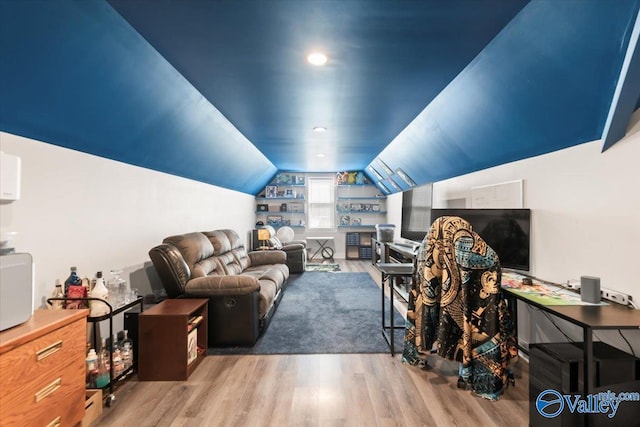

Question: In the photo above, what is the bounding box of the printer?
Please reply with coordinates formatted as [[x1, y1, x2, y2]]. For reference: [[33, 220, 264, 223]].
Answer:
[[0, 253, 34, 331]]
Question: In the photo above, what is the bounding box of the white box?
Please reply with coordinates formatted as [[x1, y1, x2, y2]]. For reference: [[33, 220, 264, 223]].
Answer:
[[0, 151, 21, 201]]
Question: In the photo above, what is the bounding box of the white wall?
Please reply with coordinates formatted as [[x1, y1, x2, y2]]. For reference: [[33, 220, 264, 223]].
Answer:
[[430, 111, 640, 354], [0, 131, 256, 309]]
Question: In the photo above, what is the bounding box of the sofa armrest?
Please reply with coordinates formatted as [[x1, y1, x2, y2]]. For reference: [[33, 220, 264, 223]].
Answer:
[[282, 243, 305, 252], [248, 249, 287, 265], [185, 275, 260, 296]]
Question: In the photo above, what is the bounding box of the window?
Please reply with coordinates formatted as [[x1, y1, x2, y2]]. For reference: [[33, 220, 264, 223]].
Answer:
[[307, 177, 335, 230]]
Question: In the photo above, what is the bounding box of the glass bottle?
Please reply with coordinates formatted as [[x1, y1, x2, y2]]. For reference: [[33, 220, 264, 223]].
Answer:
[[108, 269, 127, 308], [64, 267, 81, 308], [120, 330, 134, 370], [89, 271, 109, 317], [110, 334, 124, 377], [86, 348, 98, 388], [50, 281, 64, 310], [96, 338, 110, 388]]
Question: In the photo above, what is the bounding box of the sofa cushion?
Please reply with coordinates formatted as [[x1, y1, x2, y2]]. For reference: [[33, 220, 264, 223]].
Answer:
[[163, 232, 222, 278]]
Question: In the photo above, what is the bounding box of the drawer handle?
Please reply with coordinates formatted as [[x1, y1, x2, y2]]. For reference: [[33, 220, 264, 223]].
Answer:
[[45, 416, 61, 427], [36, 340, 63, 361], [35, 378, 62, 403]]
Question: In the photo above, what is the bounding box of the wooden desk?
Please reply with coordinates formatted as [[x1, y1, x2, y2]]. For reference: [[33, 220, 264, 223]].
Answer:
[[504, 288, 640, 395]]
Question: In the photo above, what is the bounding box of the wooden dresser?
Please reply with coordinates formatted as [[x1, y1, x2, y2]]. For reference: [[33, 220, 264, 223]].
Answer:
[[0, 309, 89, 427]]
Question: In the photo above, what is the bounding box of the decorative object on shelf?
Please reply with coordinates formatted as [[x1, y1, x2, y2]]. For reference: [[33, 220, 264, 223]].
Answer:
[[293, 175, 305, 185], [284, 188, 296, 198], [372, 204, 380, 212], [336, 170, 371, 185], [350, 217, 361, 226], [289, 202, 303, 213], [266, 186, 277, 198], [339, 215, 350, 226], [281, 218, 291, 226], [257, 204, 269, 212], [280, 203, 288, 212], [267, 215, 282, 227], [275, 226, 295, 244]]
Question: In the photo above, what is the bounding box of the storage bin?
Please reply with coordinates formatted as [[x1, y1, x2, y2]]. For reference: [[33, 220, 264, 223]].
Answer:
[[375, 224, 395, 243], [83, 389, 103, 427]]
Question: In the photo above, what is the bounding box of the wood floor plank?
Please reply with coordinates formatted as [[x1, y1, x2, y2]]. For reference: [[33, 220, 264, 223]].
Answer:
[[92, 260, 529, 427]]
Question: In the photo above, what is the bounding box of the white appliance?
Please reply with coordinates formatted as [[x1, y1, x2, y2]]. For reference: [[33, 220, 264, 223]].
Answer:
[[0, 253, 34, 331], [0, 151, 21, 201]]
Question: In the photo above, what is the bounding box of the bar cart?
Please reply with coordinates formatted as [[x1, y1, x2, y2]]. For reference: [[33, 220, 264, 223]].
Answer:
[[46, 296, 144, 406]]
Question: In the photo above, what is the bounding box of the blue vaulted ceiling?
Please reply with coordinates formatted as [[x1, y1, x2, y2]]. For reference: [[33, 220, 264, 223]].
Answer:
[[1, 0, 639, 195]]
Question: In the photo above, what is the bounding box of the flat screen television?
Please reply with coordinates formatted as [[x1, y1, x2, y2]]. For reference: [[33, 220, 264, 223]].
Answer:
[[400, 183, 433, 243], [430, 208, 531, 272]]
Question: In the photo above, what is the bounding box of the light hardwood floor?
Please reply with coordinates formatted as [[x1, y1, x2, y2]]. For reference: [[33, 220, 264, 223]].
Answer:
[[93, 260, 529, 427]]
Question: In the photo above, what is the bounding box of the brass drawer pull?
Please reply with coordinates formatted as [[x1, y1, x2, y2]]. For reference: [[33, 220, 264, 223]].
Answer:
[[36, 340, 63, 361], [45, 416, 61, 427], [35, 378, 61, 403]]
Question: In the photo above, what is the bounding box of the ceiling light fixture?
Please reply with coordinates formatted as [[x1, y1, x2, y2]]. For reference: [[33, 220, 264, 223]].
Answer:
[[316, 153, 326, 158], [307, 52, 328, 66], [313, 126, 327, 133]]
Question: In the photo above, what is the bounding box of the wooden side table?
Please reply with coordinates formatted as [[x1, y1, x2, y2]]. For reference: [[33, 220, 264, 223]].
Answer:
[[138, 298, 208, 381]]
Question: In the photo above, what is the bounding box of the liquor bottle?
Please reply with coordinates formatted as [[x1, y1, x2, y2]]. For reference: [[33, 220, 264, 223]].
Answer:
[[63, 267, 81, 308], [110, 334, 124, 377], [89, 271, 109, 317], [50, 281, 64, 310], [120, 330, 134, 370]]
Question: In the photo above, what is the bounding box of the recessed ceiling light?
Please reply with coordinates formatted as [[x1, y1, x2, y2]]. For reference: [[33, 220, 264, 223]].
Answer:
[[316, 153, 326, 158], [313, 126, 327, 133], [307, 52, 328, 66]]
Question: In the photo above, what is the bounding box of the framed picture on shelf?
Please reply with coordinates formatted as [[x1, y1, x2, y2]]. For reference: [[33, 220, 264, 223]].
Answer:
[[266, 186, 278, 198], [281, 218, 291, 226], [372, 204, 380, 212], [280, 203, 288, 212], [284, 188, 296, 198], [257, 204, 269, 212], [267, 215, 282, 227], [290, 203, 303, 213]]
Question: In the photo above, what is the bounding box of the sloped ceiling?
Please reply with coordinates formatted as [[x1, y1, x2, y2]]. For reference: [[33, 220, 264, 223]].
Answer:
[[1, 0, 639, 195]]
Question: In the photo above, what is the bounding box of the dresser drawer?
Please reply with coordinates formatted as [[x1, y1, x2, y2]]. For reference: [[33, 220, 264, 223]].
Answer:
[[0, 317, 86, 397], [0, 361, 85, 427], [0, 317, 86, 426]]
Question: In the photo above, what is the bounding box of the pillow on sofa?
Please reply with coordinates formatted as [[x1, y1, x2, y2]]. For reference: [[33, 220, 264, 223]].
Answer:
[[268, 236, 283, 250]]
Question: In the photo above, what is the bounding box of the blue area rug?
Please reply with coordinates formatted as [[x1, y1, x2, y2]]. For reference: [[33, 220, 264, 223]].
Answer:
[[208, 272, 405, 354]]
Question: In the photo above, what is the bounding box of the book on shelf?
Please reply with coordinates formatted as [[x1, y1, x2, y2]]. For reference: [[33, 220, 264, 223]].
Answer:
[[187, 329, 198, 365], [187, 315, 203, 331]]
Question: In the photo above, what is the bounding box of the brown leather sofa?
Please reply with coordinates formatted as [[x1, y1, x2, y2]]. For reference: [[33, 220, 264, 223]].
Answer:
[[149, 229, 289, 346]]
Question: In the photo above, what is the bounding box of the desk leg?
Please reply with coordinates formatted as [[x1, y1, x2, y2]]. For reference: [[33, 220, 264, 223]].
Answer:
[[390, 276, 395, 356], [584, 327, 594, 427]]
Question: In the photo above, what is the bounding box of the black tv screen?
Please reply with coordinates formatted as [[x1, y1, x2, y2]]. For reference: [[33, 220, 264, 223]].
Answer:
[[430, 208, 531, 271], [401, 183, 433, 242]]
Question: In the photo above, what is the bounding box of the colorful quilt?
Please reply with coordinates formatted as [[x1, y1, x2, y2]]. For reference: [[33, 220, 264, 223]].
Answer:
[[402, 216, 518, 400]]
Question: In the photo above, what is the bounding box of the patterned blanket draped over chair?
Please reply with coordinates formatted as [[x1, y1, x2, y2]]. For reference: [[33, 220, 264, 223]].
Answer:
[[402, 216, 517, 400]]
